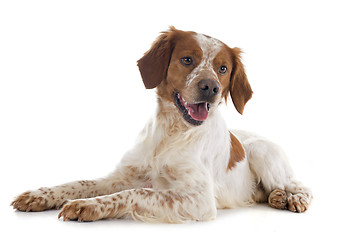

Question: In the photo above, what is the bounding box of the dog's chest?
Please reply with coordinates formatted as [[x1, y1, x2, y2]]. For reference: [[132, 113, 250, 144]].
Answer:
[[133, 112, 229, 190]]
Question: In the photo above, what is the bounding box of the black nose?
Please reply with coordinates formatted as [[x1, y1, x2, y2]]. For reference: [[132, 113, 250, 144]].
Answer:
[[198, 79, 220, 99]]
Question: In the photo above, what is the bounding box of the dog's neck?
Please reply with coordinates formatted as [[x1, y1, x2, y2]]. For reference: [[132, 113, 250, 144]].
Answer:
[[156, 96, 191, 132]]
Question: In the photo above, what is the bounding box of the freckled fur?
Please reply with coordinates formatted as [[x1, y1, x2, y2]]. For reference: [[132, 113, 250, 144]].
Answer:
[[11, 27, 312, 223], [186, 33, 222, 86]]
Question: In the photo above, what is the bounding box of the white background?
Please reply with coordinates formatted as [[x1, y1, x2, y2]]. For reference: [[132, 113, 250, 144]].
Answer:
[[1, 0, 353, 239]]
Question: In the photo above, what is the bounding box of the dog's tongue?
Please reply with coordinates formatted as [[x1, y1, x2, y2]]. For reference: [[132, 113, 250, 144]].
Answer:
[[185, 102, 209, 121]]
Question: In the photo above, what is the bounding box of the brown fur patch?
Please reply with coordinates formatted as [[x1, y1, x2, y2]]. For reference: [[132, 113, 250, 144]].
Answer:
[[227, 131, 245, 171], [163, 166, 177, 181], [227, 47, 253, 114], [155, 28, 202, 104]]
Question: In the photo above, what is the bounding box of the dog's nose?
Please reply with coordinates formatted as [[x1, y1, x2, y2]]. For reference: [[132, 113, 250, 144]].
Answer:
[[198, 79, 220, 99]]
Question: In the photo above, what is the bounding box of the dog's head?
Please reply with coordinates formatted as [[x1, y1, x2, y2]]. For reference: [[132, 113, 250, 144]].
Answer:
[[137, 27, 252, 126]]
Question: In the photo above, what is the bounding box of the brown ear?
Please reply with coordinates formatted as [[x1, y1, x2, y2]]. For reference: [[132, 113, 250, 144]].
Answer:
[[229, 47, 253, 114], [137, 28, 175, 89]]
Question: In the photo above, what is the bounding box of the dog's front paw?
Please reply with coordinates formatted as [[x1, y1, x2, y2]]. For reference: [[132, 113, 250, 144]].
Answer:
[[58, 200, 103, 222], [11, 190, 60, 212]]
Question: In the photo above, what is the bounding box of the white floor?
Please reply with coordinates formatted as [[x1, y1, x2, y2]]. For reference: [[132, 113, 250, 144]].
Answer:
[[1, 191, 350, 240]]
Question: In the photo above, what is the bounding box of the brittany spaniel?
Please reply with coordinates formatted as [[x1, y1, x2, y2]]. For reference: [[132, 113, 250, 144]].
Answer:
[[11, 27, 312, 223]]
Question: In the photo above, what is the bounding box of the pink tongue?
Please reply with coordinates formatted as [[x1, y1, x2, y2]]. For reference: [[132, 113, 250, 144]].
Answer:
[[186, 102, 209, 121]]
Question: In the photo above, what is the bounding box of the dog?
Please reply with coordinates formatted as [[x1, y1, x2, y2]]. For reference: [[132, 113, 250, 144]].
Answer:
[[11, 27, 312, 223]]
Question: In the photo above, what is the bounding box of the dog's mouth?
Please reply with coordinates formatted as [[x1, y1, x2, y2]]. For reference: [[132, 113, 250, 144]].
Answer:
[[174, 92, 210, 126]]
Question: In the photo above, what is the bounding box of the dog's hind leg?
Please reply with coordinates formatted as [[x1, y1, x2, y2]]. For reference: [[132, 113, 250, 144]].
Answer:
[[233, 130, 313, 213]]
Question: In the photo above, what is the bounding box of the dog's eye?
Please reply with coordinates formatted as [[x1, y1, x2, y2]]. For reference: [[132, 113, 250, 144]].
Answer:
[[218, 66, 227, 75], [181, 57, 193, 66]]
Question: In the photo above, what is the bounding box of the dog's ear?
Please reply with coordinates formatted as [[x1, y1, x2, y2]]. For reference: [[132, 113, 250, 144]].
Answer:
[[137, 27, 175, 89], [229, 47, 253, 114]]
